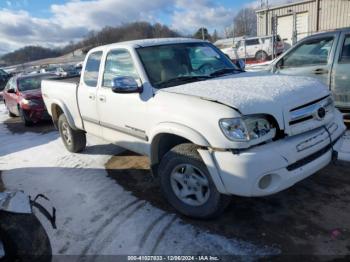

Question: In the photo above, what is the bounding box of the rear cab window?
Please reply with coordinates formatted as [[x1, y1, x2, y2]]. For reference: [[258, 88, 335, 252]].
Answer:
[[83, 51, 103, 87]]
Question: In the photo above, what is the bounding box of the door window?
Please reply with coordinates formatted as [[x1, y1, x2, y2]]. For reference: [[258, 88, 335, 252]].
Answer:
[[83, 51, 103, 87], [280, 37, 334, 68], [103, 49, 138, 87], [245, 39, 259, 46], [340, 35, 350, 63]]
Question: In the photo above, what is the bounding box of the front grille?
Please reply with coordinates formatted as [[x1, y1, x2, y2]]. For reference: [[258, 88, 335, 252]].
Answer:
[[289, 96, 333, 126]]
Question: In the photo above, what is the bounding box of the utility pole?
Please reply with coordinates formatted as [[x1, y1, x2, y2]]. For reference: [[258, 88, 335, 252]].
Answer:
[[201, 27, 205, 40], [265, 0, 269, 36]]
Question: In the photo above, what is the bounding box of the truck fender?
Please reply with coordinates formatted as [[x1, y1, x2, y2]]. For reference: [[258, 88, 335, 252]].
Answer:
[[149, 122, 210, 148], [197, 149, 228, 194], [50, 99, 77, 130], [149, 123, 228, 194]]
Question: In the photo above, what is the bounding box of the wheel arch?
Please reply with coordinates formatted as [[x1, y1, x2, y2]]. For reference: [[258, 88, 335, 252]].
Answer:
[[255, 50, 268, 59], [50, 101, 77, 130], [149, 123, 210, 176]]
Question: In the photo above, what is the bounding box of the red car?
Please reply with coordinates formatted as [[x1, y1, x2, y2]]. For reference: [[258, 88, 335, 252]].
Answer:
[[3, 73, 56, 126]]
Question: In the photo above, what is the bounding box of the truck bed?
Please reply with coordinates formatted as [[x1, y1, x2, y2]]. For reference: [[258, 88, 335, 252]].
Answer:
[[50, 76, 80, 84], [42, 76, 83, 130]]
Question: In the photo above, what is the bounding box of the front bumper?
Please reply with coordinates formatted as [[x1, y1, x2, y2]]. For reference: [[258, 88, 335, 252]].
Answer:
[[200, 111, 347, 197], [23, 108, 51, 122]]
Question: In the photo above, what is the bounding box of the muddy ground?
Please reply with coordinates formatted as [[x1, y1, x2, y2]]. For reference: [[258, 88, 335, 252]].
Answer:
[[105, 151, 350, 257]]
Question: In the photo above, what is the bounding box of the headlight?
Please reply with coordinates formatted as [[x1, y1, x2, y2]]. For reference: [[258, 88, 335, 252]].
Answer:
[[219, 115, 276, 143], [21, 99, 38, 106]]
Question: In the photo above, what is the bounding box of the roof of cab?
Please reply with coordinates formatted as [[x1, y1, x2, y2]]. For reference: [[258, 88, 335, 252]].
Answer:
[[90, 38, 206, 52]]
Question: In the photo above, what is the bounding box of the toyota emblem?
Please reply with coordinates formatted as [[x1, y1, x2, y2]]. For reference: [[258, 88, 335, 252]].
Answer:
[[316, 107, 326, 120]]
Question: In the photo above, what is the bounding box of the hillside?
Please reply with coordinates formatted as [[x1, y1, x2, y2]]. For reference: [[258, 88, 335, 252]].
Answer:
[[0, 22, 180, 66]]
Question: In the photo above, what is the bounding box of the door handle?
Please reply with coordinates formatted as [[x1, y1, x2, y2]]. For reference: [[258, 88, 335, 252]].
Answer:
[[99, 95, 106, 102], [313, 68, 329, 75], [88, 94, 95, 100]]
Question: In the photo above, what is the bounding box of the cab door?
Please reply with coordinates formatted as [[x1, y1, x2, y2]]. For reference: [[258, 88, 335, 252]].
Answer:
[[77, 51, 103, 137], [96, 48, 149, 155], [272, 33, 340, 87], [331, 31, 350, 110], [245, 38, 260, 59]]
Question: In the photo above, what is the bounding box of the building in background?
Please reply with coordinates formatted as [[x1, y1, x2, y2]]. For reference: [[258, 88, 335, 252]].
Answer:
[[256, 0, 350, 47]]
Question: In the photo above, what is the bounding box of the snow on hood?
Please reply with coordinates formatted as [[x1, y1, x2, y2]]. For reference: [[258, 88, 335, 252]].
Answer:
[[163, 72, 330, 127]]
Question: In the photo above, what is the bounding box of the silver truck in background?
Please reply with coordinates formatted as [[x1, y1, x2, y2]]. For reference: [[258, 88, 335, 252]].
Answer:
[[269, 28, 350, 118]]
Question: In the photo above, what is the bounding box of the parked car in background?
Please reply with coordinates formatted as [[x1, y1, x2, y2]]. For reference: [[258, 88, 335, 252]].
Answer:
[[269, 28, 350, 117], [56, 65, 80, 77], [215, 35, 285, 62], [39, 65, 80, 77], [42, 38, 346, 219], [3, 73, 56, 126], [0, 69, 11, 100]]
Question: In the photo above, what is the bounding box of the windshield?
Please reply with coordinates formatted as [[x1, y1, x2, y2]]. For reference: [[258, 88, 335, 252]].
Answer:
[[136, 42, 239, 88], [18, 75, 55, 92]]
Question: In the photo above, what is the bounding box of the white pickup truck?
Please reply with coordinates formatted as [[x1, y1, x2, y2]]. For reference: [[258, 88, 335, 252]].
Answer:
[[42, 38, 346, 218]]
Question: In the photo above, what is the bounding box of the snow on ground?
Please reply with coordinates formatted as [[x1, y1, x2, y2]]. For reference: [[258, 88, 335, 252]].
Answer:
[[339, 131, 350, 161], [0, 104, 279, 259]]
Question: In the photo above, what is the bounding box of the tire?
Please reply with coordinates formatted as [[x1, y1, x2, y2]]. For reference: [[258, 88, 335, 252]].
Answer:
[[58, 114, 86, 153], [19, 107, 33, 126], [0, 211, 52, 262], [159, 143, 231, 219], [255, 50, 268, 62], [8, 110, 16, 118], [4, 102, 16, 117]]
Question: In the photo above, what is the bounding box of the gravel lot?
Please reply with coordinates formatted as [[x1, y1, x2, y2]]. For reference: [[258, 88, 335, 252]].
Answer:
[[0, 103, 350, 260]]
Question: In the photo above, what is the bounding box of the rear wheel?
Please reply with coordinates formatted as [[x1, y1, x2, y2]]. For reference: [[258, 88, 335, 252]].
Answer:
[[159, 143, 231, 219], [19, 107, 33, 126], [58, 114, 86, 153], [255, 50, 268, 62]]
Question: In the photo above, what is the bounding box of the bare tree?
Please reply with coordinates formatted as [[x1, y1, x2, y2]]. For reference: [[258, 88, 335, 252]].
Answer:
[[233, 8, 257, 37], [212, 29, 219, 43]]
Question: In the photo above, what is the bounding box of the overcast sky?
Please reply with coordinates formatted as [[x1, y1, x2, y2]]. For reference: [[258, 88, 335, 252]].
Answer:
[[0, 0, 294, 54]]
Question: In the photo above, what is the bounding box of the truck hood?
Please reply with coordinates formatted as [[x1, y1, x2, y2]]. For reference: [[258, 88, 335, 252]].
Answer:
[[163, 72, 330, 129]]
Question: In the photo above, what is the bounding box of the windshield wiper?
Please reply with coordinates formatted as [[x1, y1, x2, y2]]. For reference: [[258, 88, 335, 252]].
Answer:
[[209, 68, 243, 77], [156, 75, 211, 88]]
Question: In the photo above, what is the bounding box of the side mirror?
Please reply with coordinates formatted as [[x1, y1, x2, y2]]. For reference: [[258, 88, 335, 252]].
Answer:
[[235, 59, 246, 71], [111, 76, 142, 94], [7, 88, 15, 94]]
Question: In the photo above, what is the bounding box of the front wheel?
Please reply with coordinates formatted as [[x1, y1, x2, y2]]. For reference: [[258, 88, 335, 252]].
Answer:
[[58, 114, 86, 153], [159, 143, 231, 219]]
